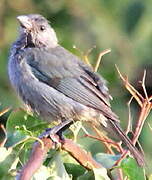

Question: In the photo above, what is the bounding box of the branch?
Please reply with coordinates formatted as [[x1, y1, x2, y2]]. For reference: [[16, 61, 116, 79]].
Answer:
[[16, 137, 53, 180], [94, 49, 111, 72], [62, 138, 102, 169], [115, 66, 152, 165], [0, 107, 11, 116], [115, 65, 144, 107], [17, 136, 102, 180]]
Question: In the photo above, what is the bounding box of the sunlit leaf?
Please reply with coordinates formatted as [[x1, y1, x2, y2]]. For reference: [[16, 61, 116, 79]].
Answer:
[[0, 148, 16, 178], [93, 168, 110, 180], [32, 165, 52, 180], [0, 107, 11, 117], [120, 157, 146, 180], [0, 147, 12, 163], [48, 152, 72, 180], [149, 174, 152, 180]]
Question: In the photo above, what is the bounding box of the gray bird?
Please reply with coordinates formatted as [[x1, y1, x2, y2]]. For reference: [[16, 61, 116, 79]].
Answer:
[[8, 14, 144, 166]]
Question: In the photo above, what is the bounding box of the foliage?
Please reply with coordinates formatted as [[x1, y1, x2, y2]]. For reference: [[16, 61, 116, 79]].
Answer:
[[0, 108, 148, 179]]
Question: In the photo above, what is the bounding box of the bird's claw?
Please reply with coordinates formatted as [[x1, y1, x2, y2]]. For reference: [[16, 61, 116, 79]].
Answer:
[[39, 119, 73, 149]]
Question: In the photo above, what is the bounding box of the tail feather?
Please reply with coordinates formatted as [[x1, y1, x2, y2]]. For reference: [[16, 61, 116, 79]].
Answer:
[[109, 119, 144, 166]]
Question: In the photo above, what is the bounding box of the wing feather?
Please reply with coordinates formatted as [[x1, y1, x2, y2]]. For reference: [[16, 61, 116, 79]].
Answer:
[[25, 46, 118, 121]]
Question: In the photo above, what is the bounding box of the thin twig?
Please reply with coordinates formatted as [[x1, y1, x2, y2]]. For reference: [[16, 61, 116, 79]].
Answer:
[[126, 96, 133, 134], [94, 49, 111, 72], [0, 107, 11, 117], [84, 45, 96, 66], [133, 101, 151, 145], [116, 68, 152, 166], [92, 125, 115, 154], [114, 150, 128, 166], [141, 70, 148, 101], [118, 168, 124, 180], [84, 133, 123, 153], [115, 65, 144, 107], [0, 124, 7, 147], [149, 96, 152, 101]]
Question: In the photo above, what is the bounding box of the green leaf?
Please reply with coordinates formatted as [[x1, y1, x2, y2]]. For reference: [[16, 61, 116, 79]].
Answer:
[[48, 152, 72, 180], [5, 108, 51, 148], [15, 142, 32, 165], [77, 171, 94, 180], [94, 153, 121, 169], [5, 130, 28, 148], [60, 151, 86, 178], [64, 163, 86, 178], [120, 157, 146, 180], [78, 168, 110, 180], [6, 109, 48, 135]]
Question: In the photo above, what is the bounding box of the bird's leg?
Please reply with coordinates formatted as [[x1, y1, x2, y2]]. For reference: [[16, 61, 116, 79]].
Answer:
[[39, 119, 73, 147]]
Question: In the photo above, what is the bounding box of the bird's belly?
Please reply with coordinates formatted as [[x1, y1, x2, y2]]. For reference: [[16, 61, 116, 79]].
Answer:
[[17, 79, 86, 123]]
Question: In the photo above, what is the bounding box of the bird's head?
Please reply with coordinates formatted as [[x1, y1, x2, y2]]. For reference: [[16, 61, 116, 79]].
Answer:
[[17, 14, 58, 48]]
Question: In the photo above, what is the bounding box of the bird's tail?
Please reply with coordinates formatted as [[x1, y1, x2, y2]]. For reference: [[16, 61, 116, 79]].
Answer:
[[108, 119, 144, 166]]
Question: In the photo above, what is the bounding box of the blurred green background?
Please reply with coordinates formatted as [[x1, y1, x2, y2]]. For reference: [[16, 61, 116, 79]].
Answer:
[[0, 0, 152, 173]]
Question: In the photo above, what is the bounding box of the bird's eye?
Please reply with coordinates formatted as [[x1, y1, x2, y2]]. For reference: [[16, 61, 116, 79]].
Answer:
[[40, 25, 45, 31]]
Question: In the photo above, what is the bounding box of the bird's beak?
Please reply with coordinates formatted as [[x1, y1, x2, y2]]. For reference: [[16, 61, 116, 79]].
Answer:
[[17, 15, 32, 29]]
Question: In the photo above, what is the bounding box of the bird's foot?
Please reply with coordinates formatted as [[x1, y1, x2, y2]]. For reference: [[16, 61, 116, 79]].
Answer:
[[39, 119, 73, 149]]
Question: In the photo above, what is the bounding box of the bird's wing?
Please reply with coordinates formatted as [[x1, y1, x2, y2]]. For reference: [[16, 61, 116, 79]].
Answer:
[[25, 46, 118, 121]]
